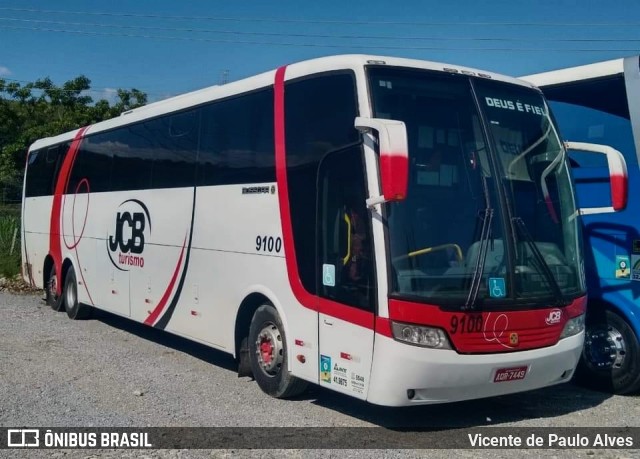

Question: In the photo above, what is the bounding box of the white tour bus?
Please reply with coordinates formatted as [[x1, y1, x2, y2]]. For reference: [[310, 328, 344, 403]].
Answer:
[[22, 55, 590, 406]]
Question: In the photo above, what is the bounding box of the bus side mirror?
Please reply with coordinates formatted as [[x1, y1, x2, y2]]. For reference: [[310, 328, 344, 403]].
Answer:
[[354, 117, 409, 208], [565, 141, 628, 214]]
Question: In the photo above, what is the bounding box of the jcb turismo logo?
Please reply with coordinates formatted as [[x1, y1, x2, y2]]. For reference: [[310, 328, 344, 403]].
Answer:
[[107, 199, 151, 270], [545, 309, 562, 325]]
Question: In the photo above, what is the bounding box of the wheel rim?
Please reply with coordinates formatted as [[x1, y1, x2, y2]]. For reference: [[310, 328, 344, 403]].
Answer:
[[584, 325, 626, 370], [65, 278, 76, 311], [255, 322, 283, 376]]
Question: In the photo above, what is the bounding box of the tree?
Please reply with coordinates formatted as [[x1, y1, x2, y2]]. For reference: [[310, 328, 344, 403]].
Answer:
[[0, 75, 147, 194]]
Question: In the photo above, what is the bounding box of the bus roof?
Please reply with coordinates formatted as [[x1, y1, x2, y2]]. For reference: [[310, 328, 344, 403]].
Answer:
[[28, 54, 535, 152], [521, 56, 635, 88]]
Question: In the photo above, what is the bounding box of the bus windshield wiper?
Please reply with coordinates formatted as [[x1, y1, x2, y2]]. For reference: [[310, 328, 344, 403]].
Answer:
[[463, 157, 495, 311], [464, 207, 494, 310], [512, 217, 566, 306]]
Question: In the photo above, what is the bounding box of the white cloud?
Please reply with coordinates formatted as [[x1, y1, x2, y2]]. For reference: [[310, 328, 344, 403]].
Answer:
[[98, 87, 118, 104], [0, 66, 12, 76]]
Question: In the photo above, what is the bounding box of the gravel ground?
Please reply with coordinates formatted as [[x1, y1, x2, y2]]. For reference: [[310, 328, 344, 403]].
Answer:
[[0, 292, 638, 458]]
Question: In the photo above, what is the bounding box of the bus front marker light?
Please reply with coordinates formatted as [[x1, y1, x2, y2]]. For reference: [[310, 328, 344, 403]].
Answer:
[[391, 322, 452, 349], [560, 314, 585, 339]]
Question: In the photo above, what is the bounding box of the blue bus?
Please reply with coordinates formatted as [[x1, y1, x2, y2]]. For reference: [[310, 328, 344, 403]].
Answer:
[[524, 56, 640, 394]]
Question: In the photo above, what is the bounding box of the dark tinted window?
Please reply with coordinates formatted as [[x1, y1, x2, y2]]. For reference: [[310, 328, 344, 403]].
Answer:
[[70, 135, 113, 193], [25, 149, 47, 197], [110, 122, 154, 192], [285, 72, 359, 294], [198, 88, 275, 186], [78, 109, 199, 193], [25, 143, 70, 197], [150, 110, 199, 189]]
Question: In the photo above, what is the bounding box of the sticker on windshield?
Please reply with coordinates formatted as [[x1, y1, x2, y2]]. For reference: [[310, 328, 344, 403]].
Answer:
[[484, 97, 546, 116], [632, 255, 640, 282], [616, 255, 631, 279], [488, 278, 506, 298], [633, 240, 640, 254]]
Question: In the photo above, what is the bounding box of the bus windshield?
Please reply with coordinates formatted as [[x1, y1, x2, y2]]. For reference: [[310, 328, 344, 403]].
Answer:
[[368, 67, 585, 307]]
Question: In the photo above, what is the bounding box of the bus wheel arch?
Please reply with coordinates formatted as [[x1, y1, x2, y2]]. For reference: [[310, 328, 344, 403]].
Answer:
[[577, 299, 640, 394], [235, 293, 270, 378]]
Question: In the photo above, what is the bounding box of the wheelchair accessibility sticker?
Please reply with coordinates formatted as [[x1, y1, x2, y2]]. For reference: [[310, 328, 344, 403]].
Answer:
[[322, 264, 335, 287], [489, 278, 506, 298]]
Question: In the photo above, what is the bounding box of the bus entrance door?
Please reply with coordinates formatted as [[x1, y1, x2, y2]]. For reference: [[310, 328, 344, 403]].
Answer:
[[317, 147, 375, 399]]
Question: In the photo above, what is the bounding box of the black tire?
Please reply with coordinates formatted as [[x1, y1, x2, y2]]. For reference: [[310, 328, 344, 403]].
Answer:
[[64, 267, 91, 320], [248, 304, 308, 398], [575, 308, 640, 394], [45, 263, 64, 312]]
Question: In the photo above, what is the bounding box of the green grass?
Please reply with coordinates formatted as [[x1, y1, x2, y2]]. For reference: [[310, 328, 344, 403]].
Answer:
[[0, 213, 21, 278]]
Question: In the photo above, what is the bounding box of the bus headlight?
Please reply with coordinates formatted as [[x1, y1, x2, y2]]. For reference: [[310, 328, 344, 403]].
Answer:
[[391, 322, 452, 349], [560, 314, 585, 339]]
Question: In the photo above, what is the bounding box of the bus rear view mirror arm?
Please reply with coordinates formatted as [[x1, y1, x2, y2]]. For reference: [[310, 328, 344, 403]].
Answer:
[[354, 117, 409, 208], [565, 141, 628, 215]]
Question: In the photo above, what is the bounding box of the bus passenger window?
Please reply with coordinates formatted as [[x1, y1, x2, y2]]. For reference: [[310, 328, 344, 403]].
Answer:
[[318, 147, 374, 311]]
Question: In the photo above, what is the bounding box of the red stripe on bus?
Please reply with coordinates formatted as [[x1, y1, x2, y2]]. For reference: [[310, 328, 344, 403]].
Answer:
[[143, 236, 187, 326], [49, 127, 88, 294], [374, 317, 393, 338], [274, 65, 374, 330]]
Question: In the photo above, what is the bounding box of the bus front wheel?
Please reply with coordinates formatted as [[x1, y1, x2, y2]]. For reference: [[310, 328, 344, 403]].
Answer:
[[577, 308, 640, 395], [248, 304, 307, 398]]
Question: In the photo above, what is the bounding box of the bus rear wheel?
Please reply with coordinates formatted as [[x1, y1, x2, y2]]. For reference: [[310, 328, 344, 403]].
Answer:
[[46, 264, 64, 312], [64, 266, 91, 320], [248, 304, 307, 398], [576, 308, 640, 394]]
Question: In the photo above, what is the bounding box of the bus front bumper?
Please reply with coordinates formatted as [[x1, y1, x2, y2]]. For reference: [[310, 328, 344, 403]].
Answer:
[[366, 332, 583, 406]]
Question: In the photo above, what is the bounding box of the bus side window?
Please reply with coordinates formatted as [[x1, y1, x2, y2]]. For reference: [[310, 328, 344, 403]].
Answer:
[[25, 142, 71, 197], [284, 71, 359, 296], [317, 147, 374, 311], [151, 110, 199, 189], [69, 134, 113, 193], [45, 146, 60, 194], [50, 142, 70, 194], [197, 88, 275, 186], [25, 150, 45, 197]]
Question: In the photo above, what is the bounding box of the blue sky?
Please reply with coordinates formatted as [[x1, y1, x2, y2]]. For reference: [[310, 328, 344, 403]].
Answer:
[[0, 0, 639, 102]]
